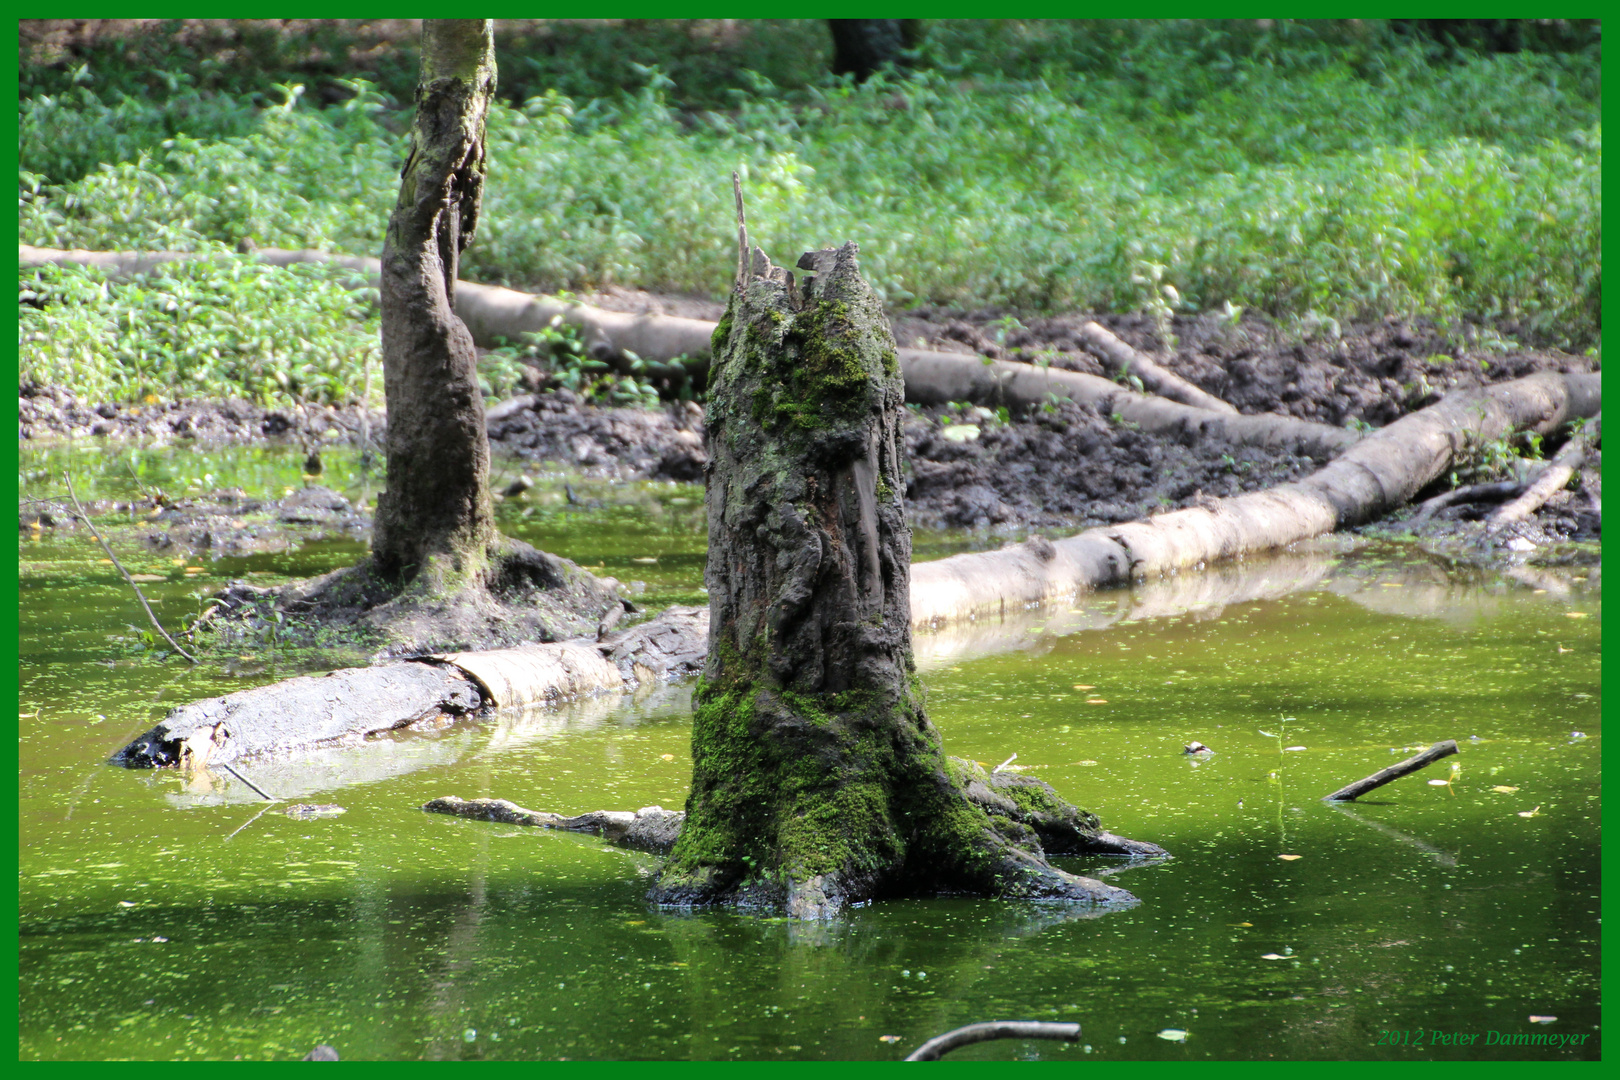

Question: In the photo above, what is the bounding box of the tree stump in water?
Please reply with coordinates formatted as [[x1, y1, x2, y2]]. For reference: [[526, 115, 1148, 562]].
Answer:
[[649, 240, 1152, 917]]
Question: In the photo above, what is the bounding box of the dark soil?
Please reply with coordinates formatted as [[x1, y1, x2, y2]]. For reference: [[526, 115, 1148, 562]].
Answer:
[[19, 306, 1600, 554]]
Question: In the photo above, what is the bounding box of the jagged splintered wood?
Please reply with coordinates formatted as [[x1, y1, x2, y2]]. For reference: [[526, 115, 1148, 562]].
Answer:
[[648, 237, 1160, 917]]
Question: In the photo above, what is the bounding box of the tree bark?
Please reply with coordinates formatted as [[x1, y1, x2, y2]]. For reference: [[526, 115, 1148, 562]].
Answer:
[[370, 19, 499, 582], [647, 239, 1143, 918]]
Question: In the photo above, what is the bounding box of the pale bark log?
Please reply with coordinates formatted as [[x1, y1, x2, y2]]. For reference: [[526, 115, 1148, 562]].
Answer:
[[908, 370, 1601, 626], [1077, 319, 1238, 414], [1488, 414, 1597, 526]]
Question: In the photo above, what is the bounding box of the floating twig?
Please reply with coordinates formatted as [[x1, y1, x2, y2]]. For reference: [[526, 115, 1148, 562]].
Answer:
[[224, 803, 276, 842], [218, 761, 278, 802], [62, 472, 198, 664], [1323, 740, 1458, 802], [906, 1021, 1081, 1061]]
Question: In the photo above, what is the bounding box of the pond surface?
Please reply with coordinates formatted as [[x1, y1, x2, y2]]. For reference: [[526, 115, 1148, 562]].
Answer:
[[18, 445, 1601, 1060]]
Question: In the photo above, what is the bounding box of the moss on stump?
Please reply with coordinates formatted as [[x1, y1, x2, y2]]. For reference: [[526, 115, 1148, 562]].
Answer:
[[649, 241, 1160, 917]]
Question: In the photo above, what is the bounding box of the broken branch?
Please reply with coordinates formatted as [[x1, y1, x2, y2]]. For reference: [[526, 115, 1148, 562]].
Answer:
[[905, 1021, 1082, 1061], [1078, 320, 1238, 414], [62, 472, 198, 664], [1323, 740, 1458, 802], [1489, 414, 1597, 526]]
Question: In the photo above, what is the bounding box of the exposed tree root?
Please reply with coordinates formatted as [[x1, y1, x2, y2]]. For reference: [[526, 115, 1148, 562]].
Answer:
[[238, 536, 624, 657], [422, 760, 1167, 865]]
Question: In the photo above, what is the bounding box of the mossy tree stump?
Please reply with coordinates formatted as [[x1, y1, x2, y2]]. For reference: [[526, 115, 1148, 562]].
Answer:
[[650, 240, 1145, 917]]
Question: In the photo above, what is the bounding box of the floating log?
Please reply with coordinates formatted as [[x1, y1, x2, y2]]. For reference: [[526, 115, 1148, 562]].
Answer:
[[1323, 740, 1459, 802], [905, 1021, 1082, 1061]]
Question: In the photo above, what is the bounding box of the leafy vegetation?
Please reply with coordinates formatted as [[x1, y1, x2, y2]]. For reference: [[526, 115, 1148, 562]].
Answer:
[[19, 257, 380, 406], [17, 19, 1603, 408]]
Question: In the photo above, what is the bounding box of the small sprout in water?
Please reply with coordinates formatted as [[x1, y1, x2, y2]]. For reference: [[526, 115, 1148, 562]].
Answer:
[[1517, 806, 1542, 818], [1529, 1016, 1557, 1025], [1278, 854, 1302, 861], [1157, 1029, 1189, 1042]]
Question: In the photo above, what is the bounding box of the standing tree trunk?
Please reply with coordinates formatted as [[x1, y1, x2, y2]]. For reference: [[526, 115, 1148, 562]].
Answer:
[[371, 19, 498, 583], [828, 20, 920, 82], [245, 20, 621, 656], [649, 238, 1149, 918]]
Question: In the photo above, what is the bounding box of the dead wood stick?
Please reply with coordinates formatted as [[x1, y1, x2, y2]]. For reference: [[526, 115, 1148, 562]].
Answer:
[[62, 473, 198, 664], [1489, 414, 1597, 526], [905, 1021, 1082, 1061], [1323, 740, 1458, 802], [1077, 321, 1238, 414], [732, 171, 748, 288], [218, 761, 277, 801]]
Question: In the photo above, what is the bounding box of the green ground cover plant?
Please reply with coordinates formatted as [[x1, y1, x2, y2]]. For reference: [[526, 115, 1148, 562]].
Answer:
[[18, 19, 1603, 409], [19, 257, 380, 406]]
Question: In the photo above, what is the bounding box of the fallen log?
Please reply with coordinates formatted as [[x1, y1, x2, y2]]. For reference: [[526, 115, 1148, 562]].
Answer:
[[115, 605, 707, 768], [20, 244, 1355, 458], [423, 761, 1168, 859], [908, 370, 1600, 626], [1323, 740, 1459, 802], [1077, 319, 1238, 414], [906, 1022, 1082, 1062], [422, 795, 685, 853], [1488, 413, 1598, 527]]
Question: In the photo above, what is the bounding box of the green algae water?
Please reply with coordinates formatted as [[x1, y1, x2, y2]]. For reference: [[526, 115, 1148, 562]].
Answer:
[[18, 446, 1601, 1060]]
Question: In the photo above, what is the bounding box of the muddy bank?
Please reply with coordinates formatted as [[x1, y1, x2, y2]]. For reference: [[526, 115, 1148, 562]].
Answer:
[[20, 305, 1599, 548]]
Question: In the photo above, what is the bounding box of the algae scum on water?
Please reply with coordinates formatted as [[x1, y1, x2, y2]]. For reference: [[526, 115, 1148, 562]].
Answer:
[[18, 445, 1600, 1060]]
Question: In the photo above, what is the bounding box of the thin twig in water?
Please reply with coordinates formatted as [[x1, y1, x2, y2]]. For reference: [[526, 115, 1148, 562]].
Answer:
[[218, 761, 277, 802], [225, 803, 275, 842], [62, 472, 198, 664]]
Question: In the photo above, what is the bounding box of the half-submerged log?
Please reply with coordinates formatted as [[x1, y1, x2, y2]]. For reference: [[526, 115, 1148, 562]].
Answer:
[[115, 606, 707, 767], [1323, 740, 1459, 802], [423, 795, 684, 853], [646, 237, 1154, 918], [909, 370, 1600, 627]]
